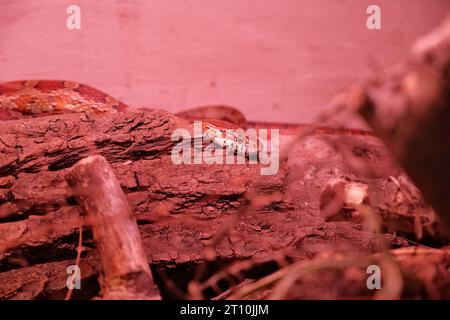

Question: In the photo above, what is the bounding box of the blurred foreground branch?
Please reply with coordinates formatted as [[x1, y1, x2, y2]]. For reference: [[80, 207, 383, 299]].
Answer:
[[325, 17, 450, 230]]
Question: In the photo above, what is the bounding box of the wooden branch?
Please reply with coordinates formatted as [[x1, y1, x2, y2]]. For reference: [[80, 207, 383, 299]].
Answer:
[[66, 155, 160, 299], [349, 17, 450, 230]]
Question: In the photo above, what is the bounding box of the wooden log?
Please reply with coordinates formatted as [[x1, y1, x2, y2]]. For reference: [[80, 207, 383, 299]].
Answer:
[[0, 108, 445, 299], [66, 155, 160, 299], [351, 17, 450, 230]]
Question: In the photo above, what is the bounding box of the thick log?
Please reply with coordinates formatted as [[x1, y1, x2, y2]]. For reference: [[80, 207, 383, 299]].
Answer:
[[0, 108, 445, 299], [0, 109, 298, 299]]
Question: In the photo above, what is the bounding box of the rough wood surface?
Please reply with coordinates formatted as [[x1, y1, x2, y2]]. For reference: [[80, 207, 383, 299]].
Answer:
[[0, 107, 446, 299]]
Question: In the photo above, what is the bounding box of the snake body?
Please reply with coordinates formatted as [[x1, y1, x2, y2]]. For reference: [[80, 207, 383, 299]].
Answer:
[[0, 80, 374, 157], [0, 80, 128, 119], [0, 80, 263, 157]]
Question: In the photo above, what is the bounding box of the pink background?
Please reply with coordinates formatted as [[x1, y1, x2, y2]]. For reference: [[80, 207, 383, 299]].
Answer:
[[1, 0, 449, 123]]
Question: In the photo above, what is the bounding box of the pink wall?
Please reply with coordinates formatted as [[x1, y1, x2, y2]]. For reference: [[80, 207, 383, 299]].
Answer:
[[1, 0, 449, 123]]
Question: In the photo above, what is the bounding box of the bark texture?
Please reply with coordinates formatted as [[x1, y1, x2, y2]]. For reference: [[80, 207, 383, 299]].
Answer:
[[0, 108, 446, 299]]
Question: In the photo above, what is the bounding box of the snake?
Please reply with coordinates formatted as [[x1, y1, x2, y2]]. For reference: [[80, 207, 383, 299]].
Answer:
[[0, 80, 375, 157], [0, 80, 263, 156]]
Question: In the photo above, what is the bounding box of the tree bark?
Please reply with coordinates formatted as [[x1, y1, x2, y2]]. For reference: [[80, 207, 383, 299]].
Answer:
[[0, 108, 445, 299], [66, 155, 160, 299]]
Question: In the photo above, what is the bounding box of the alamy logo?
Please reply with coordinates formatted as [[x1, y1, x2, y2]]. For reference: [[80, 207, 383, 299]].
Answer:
[[366, 5, 381, 30], [366, 264, 381, 290], [66, 5, 81, 30], [171, 121, 280, 175], [66, 265, 81, 290]]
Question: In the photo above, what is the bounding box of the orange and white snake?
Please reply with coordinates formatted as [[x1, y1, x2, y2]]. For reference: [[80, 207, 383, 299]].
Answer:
[[0, 80, 374, 157], [0, 80, 264, 157]]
